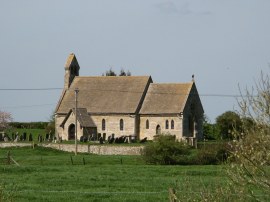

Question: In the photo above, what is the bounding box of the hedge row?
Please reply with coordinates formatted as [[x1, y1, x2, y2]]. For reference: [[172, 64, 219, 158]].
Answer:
[[9, 122, 49, 129]]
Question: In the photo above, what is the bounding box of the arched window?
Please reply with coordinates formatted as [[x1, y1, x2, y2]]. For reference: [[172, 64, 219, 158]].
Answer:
[[102, 119, 106, 131], [120, 119, 124, 131], [146, 119, 149, 129], [171, 120, 174, 129], [165, 120, 169, 129]]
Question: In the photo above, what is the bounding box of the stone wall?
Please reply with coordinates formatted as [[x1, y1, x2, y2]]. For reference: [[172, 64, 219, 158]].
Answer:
[[0, 143, 144, 156], [0, 143, 33, 148], [42, 143, 143, 155]]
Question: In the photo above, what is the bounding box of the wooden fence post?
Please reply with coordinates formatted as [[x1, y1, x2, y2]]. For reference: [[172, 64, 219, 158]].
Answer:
[[82, 157, 86, 165], [70, 155, 74, 165], [169, 188, 178, 202], [7, 151, 11, 165]]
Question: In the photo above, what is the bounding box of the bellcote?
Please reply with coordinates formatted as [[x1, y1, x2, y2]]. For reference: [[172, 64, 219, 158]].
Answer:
[[64, 53, 80, 89]]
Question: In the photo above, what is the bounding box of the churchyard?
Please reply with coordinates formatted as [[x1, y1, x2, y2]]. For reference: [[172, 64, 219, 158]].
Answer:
[[0, 146, 226, 201]]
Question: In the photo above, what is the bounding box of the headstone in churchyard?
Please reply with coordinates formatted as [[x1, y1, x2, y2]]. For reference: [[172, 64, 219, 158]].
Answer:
[[45, 134, 49, 141], [11, 133, 15, 141], [102, 133, 106, 141], [99, 137, 103, 144], [23, 132, 27, 141], [115, 137, 119, 143], [140, 137, 147, 143], [29, 133, 33, 142], [4, 136, 9, 142], [80, 136, 84, 142], [109, 137, 114, 144], [97, 133, 101, 140], [38, 134, 43, 143], [14, 135, 19, 142]]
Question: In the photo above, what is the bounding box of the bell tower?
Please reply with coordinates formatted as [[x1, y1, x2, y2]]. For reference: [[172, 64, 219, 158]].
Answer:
[[64, 53, 80, 89]]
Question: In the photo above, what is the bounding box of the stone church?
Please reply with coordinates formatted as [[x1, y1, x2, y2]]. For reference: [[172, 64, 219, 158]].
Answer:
[[55, 53, 204, 143]]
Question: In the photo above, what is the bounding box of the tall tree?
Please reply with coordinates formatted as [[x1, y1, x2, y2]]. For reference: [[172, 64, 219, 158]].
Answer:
[[103, 68, 117, 76], [102, 68, 131, 76], [203, 115, 220, 140], [216, 111, 241, 139]]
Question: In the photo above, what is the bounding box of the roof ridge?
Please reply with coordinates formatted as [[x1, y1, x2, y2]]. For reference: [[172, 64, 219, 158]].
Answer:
[[75, 76, 151, 78], [150, 82, 193, 85]]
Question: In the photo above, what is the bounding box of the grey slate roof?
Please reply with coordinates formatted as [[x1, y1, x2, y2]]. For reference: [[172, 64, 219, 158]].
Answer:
[[56, 76, 152, 114], [139, 82, 194, 114]]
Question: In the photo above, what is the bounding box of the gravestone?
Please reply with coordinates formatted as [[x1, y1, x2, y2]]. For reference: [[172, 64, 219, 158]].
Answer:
[[140, 137, 147, 143], [4, 136, 9, 142], [102, 133, 106, 141], [38, 134, 43, 143], [29, 133, 33, 142], [45, 134, 49, 141], [14, 135, 19, 142], [109, 137, 115, 144], [99, 137, 104, 144], [97, 133, 101, 140]]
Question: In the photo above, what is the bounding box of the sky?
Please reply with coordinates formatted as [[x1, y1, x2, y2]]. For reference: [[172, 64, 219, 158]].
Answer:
[[0, 0, 270, 123]]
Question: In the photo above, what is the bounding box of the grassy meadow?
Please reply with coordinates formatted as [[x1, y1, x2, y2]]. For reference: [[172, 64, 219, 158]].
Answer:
[[0, 146, 227, 202]]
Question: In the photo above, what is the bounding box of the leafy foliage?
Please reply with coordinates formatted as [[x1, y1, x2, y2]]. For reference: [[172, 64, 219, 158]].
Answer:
[[45, 112, 55, 134], [0, 110, 13, 131], [142, 135, 191, 165], [216, 111, 242, 139], [227, 72, 270, 200], [103, 68, 117, 76], [196, 142, 229, 165], [102, 68, 131, 76], [9, 122, 48, 129], [203, 115, 220, 140]]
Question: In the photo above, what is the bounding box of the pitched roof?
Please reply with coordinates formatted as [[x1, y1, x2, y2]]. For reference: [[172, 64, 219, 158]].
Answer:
[[139, 82, 194, 114], [60, 108, 96, 127], [56, 76, 152, 114]]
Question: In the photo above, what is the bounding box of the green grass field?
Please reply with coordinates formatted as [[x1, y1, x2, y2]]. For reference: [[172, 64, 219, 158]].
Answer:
[[0, 147, 227, 201]]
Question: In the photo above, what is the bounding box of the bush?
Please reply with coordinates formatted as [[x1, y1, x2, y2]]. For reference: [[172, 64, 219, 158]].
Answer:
[[196, 142, 229, 165], [142, 135, 192, 165]]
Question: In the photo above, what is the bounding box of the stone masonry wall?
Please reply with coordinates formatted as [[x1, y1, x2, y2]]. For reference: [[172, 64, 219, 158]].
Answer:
[[42, 143, 143, 155], [0, 143, 143, 156], [140, 116, 183, 140]]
